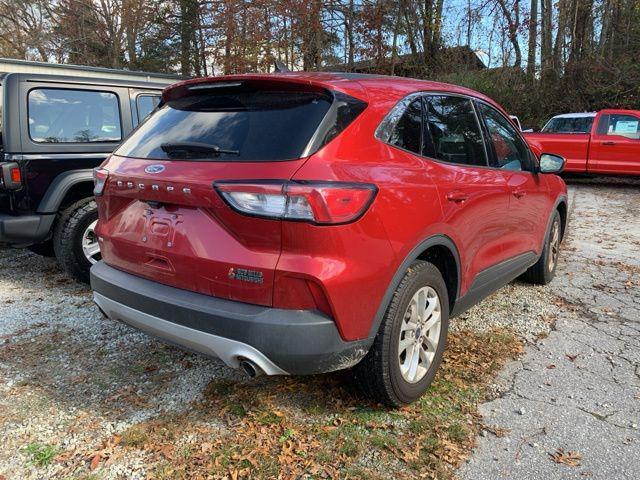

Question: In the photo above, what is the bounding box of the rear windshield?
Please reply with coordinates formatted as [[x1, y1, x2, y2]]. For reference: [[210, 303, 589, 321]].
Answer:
[[116, 89, 334, 161], [541, 116, 594, 133]]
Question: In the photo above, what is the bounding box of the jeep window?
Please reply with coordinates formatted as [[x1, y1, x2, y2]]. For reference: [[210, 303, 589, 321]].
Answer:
[[136, 94, 161, 124], [541, 116, 594, 133], [116, 88, 334, 161], [424, 95, 487, 167], [28, 88, 122, 143], [478, 103, 530, 171]]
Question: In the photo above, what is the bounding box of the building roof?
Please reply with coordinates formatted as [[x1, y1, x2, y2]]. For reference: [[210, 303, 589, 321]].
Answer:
[[323, 47, 486, 75]]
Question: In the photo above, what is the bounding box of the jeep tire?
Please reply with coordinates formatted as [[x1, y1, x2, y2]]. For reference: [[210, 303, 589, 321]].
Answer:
[[53, 198, 99, 284]]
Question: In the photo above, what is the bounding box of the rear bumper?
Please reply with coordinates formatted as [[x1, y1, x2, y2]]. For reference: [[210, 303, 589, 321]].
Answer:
[[0, 213, 55, 246], [90, 261, 371, 375]]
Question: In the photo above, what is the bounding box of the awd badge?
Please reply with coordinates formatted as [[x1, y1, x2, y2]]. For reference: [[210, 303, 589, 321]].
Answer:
[[228, 267, 264, 284]]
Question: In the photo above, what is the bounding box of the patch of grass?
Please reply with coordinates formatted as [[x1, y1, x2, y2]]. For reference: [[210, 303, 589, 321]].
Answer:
[[278, 428, 295, 443], [229, 403, 246, 417], [447, 422, 469, 442], [152, 461, 187, 480], [349, 406, 390, 425], [209, 444, 240, 472], [23, 442, 58, 467], [204, 379, 234, 397], [180, 444, 193, 459], [255, 410, 281, 425], [370, 430, 398, 449], [120, 425, 148, 447], [338, 436, 360, 457]]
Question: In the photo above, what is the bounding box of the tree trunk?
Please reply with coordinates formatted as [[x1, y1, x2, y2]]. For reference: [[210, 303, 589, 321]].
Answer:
[[541, 0, 553, 78], [527, 0, 538, 77]]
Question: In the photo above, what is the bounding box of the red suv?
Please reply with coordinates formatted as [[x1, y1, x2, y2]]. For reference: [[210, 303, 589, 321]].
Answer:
[[90, 73, 568, 406]]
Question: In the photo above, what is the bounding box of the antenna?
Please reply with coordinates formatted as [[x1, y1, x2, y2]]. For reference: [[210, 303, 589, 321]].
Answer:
[[274, 60, 290, 73]]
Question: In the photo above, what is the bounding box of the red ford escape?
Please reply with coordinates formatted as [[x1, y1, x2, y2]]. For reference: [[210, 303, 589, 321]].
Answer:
[[90, 73, 568, 406]]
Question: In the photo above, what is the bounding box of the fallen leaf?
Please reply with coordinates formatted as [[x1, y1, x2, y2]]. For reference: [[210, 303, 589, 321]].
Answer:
[[549, 448, 582, 466], [483, 424, 510, 437], [90, 453, 101, 470], [547, 364, 556, 369], [566, 354, 578, 362]]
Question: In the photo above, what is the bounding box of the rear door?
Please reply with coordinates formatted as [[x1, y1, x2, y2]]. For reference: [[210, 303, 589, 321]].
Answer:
[[422, 94, 512, 293], [589, 112, 640, 175], [97, 80, 363, 307]]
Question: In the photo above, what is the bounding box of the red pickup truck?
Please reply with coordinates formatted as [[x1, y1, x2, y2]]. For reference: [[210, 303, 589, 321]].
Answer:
[[524, 109, 640, 175]]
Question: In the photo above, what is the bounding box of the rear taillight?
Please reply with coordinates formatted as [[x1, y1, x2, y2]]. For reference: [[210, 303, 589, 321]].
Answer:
[[0, 162, 22, 190], [93, 168, 110, 196], [214, 181, 377, 225]]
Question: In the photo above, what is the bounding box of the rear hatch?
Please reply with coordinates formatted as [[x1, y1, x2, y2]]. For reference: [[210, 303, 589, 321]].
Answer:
[[96, 77, 366, 306]]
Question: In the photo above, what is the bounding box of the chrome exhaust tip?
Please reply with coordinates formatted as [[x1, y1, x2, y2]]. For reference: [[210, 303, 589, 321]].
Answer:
[[239, 359, 263, 378]]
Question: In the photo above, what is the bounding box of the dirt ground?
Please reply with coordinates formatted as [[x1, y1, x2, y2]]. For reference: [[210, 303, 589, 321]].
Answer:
[[0, 177, 637, 479]]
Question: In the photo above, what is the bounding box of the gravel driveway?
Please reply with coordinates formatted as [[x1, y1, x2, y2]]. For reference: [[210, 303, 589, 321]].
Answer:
[[0, 178, 637, 479], [460, 178, 640, 479]]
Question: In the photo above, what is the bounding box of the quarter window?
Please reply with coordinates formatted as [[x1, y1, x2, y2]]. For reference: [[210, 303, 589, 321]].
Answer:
[[478, 103, 530, 171], [136, 94, 161, 123], [388, 98, 423, 154], [425, 95, 487, 167], [28, 88, 121, 143]]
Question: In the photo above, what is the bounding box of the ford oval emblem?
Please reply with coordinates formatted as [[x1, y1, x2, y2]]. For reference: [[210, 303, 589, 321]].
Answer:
[[145, 164, 165, 174]]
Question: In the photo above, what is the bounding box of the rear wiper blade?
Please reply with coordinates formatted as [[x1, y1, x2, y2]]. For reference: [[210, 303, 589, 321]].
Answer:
[[160, 142, 239, 158]]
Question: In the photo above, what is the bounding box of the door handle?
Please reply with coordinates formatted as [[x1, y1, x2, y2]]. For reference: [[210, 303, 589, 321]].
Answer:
[[446, 190, 469, 203], [601, 141, 616, 146], [512, 188, 527, 198]]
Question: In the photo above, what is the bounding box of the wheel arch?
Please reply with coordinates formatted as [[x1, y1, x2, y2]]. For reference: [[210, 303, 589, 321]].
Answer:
[[367, 234, 461, 339], [36, 170, 94, 214], [556, 198, 568, 240], [541, 195, 568, 253]]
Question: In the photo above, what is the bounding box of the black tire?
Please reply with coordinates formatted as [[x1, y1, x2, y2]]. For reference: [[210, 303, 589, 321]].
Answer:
[[53, 198, 99, 284], [353, 260, 450, 407], [27, 240, 55, 257], [522, 210, 562, 285]]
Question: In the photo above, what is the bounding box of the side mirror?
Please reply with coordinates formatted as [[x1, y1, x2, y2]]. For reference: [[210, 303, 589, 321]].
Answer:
[[539, 153, 566, 174]]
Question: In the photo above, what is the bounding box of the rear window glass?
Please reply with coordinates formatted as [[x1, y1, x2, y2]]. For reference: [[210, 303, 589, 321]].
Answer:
[[28, 88, 121, 143], [116, 89, 333, 161], [541, 116, 594, 133]]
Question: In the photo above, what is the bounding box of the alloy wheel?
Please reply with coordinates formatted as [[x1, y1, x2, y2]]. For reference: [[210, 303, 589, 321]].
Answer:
[[398, 286, 442, 383], [548, 220, 560, 272], [81, 220, 101, 264]]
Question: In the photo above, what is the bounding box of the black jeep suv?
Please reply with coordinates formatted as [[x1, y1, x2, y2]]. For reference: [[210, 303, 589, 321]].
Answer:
[[0, 71, 174, 282]]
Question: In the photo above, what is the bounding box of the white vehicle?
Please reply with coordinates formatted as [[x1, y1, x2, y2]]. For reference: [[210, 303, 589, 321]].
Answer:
[[541, 112, 597, 134]]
